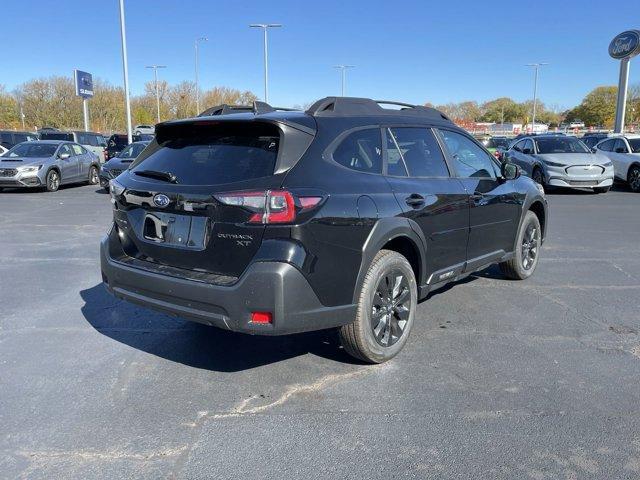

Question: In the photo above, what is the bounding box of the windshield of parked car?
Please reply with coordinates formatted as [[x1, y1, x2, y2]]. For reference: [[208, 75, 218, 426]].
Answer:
[[118, 142, 148, 160], [3, 143, 58, 158], [628, 139, 640, 153], [534, 137, 590, 154]]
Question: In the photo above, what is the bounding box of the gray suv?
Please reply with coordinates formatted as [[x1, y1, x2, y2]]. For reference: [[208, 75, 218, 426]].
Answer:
[[0, 140, 100, 192]]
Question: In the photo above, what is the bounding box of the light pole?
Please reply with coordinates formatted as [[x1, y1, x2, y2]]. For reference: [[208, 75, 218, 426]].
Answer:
[[194, 37, 207, 114], [526, 63, 548, 133], [118, 0, 133, 143], [146, 65, 166, 123], [333, 65, 355, 96], [249, 24, 282, 103]]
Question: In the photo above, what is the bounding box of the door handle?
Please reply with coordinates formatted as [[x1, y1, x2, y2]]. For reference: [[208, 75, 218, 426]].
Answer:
[[405, 194, 425, 207]]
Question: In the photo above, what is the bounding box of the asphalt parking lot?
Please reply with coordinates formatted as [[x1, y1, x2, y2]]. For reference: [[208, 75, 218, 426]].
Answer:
[[1, 184, 639, 479]]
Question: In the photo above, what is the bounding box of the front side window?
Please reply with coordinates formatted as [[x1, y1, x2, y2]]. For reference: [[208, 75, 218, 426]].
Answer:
[[522, 139, 534, 154], [57, 144, 72, 157], [511, 140, 524, 152], [597, 139, 614, 152], [613, 138, 629, 153], [439, 129, 497, 179], [386, 127, 449, 177], [71, 144, 84, 155], [332, 128, 382, 174]]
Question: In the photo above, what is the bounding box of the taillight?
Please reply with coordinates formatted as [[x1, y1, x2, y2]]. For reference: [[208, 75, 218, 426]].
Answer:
[[214, 190, 322, 224]]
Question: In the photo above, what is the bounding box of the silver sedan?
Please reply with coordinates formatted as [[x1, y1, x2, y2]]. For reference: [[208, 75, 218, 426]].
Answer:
[[504, 135, 614, 193], [0, 140, 101, 192]]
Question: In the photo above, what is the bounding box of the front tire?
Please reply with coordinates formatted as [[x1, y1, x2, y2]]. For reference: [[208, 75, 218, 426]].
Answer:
[[499, 210, 542, 280], [628, 165, 640, 192], [45, 170, 60, 192], [339, 250, 417, 363]]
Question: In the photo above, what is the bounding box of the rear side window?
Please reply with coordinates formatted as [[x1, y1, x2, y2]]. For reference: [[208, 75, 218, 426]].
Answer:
[[386, 127, 449, 177], [332, 128, 382, 174], [131, 123, 280, 185]]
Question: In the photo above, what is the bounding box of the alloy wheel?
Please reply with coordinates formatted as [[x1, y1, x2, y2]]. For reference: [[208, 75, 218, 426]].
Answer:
[[532, 169, 544, 185], [371, 270, 412, 347], [630, 167, 640, 192], [48, 171, 59, 191], [521, 223, 539, 270], [90, 167, 99, 184]]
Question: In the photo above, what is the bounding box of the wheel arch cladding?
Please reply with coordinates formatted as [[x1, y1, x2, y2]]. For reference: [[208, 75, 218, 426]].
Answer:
[[529, 200, 546, 238], [352, 217, 426, 304]]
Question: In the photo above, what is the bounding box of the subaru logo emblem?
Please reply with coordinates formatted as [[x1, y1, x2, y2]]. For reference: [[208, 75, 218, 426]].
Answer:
[[153, 194, 170, 208]]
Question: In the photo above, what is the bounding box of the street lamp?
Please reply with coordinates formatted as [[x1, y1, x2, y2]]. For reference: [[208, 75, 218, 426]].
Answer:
[[525, 63, 548, 133], [145, 65, 167, 123], [194, 36, 208, 114], [333, 65, 355, 97], [118, 0, 133, 143], [249, 24, 282, 103]]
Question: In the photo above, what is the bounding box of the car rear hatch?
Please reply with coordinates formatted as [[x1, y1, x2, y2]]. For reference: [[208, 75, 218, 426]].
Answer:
[[110, 117, 315, 281]]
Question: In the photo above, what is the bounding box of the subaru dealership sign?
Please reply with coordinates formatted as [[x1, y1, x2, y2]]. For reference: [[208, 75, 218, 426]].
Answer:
[[74, 70, 94, 98], [609, 30, 640, 60]]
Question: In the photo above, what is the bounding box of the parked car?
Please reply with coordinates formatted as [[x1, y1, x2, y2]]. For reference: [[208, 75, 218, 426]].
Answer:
[[38, 130, 107, 163], [483, 136, 511, 160], [594, 135, 640, 192], [0, 140, 100, 192], [504, 135, 613, 193], [0, 130, 38, 149], [581, 133, 610, 149], [0, 145, 7, 156], [105, 134, 151, 161], [99, 141, 150, 190], [101, 96, 547, 363], [134, 125, 154, 135]]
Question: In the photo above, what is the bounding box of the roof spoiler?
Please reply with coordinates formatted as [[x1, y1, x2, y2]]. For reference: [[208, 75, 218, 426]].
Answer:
[[198, 101, 296, 117]]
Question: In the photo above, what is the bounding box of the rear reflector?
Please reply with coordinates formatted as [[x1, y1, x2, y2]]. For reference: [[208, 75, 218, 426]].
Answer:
[[251, 312, 273, 324]]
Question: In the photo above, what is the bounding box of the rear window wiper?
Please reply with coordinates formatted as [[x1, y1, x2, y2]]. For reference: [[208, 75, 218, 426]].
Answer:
[[134, 169, 178, 183]]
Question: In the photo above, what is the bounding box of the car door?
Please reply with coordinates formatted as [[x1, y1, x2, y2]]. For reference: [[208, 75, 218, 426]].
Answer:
[[437, 128, 521, 271], [56, 144, 78, 182], [598, 138, 623, 180], [72, 144, 89, 179], [383, 127, 469, 284]]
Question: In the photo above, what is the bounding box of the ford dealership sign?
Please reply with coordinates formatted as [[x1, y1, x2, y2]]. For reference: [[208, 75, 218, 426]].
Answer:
[[609, 30, 640, 60], [74, 70, 94, 98]]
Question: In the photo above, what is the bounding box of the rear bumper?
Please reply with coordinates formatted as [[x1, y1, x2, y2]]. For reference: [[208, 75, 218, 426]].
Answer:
[[100, 236, 356, 335]]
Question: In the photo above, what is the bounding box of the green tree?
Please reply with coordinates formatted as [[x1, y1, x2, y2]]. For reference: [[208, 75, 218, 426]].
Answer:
[[570, 86, 618, 127]]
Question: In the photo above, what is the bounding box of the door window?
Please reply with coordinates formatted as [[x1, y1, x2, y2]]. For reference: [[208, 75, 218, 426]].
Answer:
[[597, 139, 614, 152], [71, 144, 84, 156], [332, 128, 382, 174], [613, 138, 628, 153], [511, 140, 524, 152], [439, 130, 497, 179], [521, 139, 534, 154], [57, 144, 72, 157], [385, 129, 408, 176], [385, 128, 449, 177]]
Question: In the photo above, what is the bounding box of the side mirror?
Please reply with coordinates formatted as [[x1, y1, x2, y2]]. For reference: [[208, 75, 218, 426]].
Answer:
[[59, 153, 70, 160], [501, 161, 520, 180]]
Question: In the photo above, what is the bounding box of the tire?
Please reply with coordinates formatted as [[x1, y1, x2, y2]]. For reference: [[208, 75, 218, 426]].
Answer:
[[45, 169, 60, 192], [532, 167, 544, 186], [88, 165, 99, 185], [500, 211, 541, 280], [339, 250, 417, 363], [628, 165, 640, 192], [593, 186, 610, 194]]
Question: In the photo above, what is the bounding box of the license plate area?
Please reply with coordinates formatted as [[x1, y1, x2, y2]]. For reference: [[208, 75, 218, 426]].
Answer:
[[143, 212, 208, 249]]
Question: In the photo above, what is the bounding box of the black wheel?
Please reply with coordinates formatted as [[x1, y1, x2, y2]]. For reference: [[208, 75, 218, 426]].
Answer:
[[88, 165, 99, 185], [45, 169, 60, 192], [339, 250, 417, 363], [593, 186, 610, 194], [532, 167, 544, 186], [628, 165, 640, 192], [499, 210, 541, 280]]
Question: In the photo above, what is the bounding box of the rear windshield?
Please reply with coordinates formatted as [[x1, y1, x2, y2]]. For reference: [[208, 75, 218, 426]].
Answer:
[[40, 132, 74, 141], [534, 137, 590, 154], [130, 123, 280, 185]]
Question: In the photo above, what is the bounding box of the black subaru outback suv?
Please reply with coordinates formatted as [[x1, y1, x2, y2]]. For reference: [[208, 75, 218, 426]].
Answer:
[[101, 97, 547, 363]]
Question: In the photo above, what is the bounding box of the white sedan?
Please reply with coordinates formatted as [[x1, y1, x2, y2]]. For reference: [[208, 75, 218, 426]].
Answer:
[[594, 135, 640, 192]]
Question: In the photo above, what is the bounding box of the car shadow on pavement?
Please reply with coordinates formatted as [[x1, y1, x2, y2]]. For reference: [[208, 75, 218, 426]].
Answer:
[[80, 284, 361, 372]]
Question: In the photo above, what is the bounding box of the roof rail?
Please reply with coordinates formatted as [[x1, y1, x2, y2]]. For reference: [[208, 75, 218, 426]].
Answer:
[[198, 101, 297, 117], [305, 96, 451, 121]]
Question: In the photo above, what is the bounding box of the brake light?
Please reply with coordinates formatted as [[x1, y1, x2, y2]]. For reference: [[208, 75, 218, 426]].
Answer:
[[251, 311, 273, 324], [214, 190, 322, 224]]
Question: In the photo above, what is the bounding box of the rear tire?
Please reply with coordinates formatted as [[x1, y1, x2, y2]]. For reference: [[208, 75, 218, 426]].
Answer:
[[339, 250, 417, 363], [499, 210, 541, 280], [45, 169, 60, 192], [88, 165, 99, 185], [628, 165, 640, 192]]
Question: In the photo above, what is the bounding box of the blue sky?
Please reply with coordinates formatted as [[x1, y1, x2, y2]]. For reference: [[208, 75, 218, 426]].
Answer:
[[1, 0, 637, 110]]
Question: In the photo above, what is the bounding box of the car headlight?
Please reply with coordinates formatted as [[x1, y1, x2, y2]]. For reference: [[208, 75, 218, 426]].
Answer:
[[601, 161, 613, 167], [17, 165, 42, 173], [544, 160, 565, 168]]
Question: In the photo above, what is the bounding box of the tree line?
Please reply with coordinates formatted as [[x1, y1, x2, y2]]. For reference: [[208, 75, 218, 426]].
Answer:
[[1, 76, 639, 133], [0, 76, 257, 133]]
